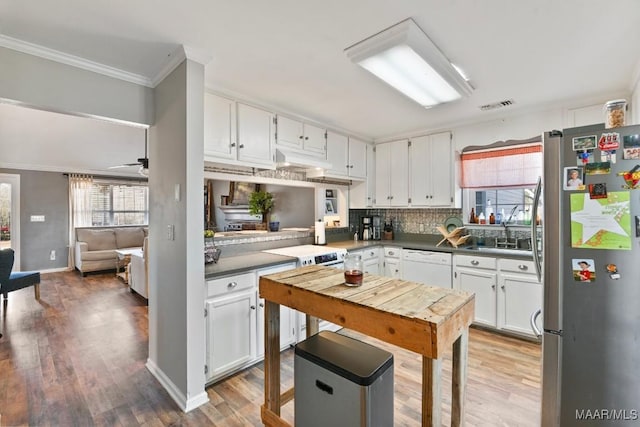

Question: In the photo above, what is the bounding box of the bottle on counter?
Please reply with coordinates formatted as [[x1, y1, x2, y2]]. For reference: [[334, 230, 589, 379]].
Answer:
[[478, 212, 486, 224], [469, 208, 476, 224], [486, 200, 493, 218], [489, 212, 495, 224]]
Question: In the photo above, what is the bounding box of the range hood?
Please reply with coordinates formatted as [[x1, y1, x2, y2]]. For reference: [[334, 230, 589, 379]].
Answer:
[[275, 148, 332, 170]]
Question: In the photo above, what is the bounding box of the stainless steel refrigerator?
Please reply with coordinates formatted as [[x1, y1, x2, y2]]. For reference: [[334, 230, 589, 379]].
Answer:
[[540, 124, 640, 425]]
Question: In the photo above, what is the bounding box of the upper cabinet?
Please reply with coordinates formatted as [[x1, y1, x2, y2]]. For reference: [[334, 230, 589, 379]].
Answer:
[[237, 103, 276, 166], [316, 132, 368, 180], [409, 132, 454, 207], [276, 115, 326, 157], [204, 92, 236, 160], [374, 139, 409, 207], [204, 93, 275, 168]]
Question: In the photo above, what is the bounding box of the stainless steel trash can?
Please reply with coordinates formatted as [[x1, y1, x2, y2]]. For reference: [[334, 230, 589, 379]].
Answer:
[[294, 331, 394, 427]]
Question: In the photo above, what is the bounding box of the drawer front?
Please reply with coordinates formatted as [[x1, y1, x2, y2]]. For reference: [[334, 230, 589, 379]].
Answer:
[[384, 247, 401, 258], [207, 272, 256, 297], [356, 248, 379, 261], [454, 254, 497, 270], [499, 258, 536, 274]]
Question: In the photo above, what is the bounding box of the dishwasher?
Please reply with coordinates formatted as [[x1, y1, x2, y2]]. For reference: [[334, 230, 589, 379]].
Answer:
[[401, 249, 452, 288]]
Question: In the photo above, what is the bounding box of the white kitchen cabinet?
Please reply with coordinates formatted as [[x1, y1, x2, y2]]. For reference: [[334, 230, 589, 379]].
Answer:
[[317, 132, 368, 180], [497, 258, 542, 338], [349, 247, 380, 275], [205, 271, 257, 382], [349, 142, 375, 208], [236, 103, 276, 167], [348, 137, 367, 179], [453, 254, 497, 327], [276, 115, 326, 157], [256, 263, 298, 358], [375, 140, 409, 207], [204, 92, 236, 160], [409, 132, 454, 207], [383, 246, 402, 278]]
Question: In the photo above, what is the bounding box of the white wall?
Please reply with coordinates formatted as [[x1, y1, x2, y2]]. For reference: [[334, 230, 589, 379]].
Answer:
[[147, 58, 207, 411]]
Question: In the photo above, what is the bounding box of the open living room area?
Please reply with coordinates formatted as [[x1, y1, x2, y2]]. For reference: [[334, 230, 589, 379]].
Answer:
[[1, 270, 541, 425]]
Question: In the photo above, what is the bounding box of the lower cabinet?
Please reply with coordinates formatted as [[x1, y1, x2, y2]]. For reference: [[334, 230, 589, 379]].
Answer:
[[497, 259, 543, 337], [205, 262, 297, 383], [454, 254, 498, 327], [383, 246, 402, 278], [348, 247, 381, 275], [454, 254, 542, 338], [205, 272, 257, 382]]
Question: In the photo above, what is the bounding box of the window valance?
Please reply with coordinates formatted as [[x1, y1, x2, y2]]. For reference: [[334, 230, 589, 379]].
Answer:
[[461, 137, 542, 188]]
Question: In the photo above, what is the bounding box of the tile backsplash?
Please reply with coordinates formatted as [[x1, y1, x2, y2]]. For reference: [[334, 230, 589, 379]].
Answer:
[[349, 208, 462, 234]]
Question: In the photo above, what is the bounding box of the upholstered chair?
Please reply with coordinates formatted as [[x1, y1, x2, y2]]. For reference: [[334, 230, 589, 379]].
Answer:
[[0, 248, 41, 300]]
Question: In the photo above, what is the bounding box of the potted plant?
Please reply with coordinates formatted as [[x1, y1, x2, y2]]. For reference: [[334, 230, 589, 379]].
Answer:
[[248, 190, 274, 226]]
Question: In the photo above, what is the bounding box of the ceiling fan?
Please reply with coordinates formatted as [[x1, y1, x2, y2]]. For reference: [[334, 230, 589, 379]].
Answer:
[[109, 128, 149, 176]]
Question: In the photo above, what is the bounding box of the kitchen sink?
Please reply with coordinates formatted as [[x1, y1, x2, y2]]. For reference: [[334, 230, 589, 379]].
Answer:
[[469, 247, 533, 257]]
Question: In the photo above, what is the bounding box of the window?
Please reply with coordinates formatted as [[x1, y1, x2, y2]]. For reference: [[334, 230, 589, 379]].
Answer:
[[464, 186, 537, 224], [90, 182, 148, 226]]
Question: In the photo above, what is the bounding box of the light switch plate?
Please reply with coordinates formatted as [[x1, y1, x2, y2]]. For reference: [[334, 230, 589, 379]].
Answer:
[[30, 215, 45, 222], [166, 224, 174, 241]]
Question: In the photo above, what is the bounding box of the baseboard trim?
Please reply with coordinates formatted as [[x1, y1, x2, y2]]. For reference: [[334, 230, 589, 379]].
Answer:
[[40, 267, 73, 274], [146, 358, 209, 413]]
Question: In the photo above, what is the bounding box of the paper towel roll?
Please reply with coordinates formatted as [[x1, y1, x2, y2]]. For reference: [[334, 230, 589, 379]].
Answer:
[[314, 220, 326, 245]]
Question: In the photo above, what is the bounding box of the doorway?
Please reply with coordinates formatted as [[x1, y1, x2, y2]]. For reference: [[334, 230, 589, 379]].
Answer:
[[0, 173, 20, 269]]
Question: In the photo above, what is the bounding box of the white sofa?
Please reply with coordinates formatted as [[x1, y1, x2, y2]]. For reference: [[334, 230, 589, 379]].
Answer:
[[129, 237, 148, 299], [74, 226, 148, 276]]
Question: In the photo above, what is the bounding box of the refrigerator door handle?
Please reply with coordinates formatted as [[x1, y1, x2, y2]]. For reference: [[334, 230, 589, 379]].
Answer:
[[531, 176, 542, 282], [530, 308, 542, 338]]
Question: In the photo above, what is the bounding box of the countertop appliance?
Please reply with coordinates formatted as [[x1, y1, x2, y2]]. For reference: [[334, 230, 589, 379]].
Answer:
[[371, 216, 382, 240], [263, 245, 347, 334], [539, 124, 640, 425], [360, 216, 373, 240]]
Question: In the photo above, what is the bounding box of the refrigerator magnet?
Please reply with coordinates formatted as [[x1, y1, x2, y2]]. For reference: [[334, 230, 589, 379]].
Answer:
[[573, 259, 596, 283], [605, 263, 620, 280], [573, 135, 598, 151], [599, 133, 620, 163], [577, 150, 593, 165], [618, 165, 640, 189], [585, 161, 611, 175], [622, 134, 640, 160], [564, 166, 585, 191], [588, 183, 607, 199]]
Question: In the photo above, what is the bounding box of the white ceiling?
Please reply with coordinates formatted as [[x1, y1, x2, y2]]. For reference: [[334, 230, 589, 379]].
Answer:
[[2, 0, 640, 140]]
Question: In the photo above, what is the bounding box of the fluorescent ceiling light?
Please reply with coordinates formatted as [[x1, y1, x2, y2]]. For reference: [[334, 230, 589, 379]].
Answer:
[[345, 18, 473, 108]]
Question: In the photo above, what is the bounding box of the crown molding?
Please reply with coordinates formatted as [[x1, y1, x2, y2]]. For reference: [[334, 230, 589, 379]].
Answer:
[[151, 45, 213, 87], [0, 34, 154, 87]]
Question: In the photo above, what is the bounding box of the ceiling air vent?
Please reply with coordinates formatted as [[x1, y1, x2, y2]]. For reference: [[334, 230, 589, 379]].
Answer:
[[479, 99, 515, 111]]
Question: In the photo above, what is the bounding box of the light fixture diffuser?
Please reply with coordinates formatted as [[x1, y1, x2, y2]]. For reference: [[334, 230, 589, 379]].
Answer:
[[345, 18, 472, 108]]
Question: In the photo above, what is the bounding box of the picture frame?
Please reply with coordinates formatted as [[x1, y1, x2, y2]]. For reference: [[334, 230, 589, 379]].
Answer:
[[564, 166, 585, 191], [572, 135, 597, 151], [325, 200, 335, 214]]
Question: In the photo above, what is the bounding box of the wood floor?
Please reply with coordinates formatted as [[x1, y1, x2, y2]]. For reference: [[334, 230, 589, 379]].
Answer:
[[0, 271, 541, 426]]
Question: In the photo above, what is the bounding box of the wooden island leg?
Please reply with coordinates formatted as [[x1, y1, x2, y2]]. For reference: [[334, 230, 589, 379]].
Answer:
[[451, 329, 469, 427], [262, 300, 281, 423], [422, 356, 442, 427]]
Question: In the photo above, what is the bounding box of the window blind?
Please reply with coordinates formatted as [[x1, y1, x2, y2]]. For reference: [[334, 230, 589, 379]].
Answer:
[[461, 138, 542, 188]]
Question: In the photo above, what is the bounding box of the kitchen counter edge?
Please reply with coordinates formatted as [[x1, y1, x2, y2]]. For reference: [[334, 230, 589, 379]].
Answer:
[[205, 253, 297, 280]]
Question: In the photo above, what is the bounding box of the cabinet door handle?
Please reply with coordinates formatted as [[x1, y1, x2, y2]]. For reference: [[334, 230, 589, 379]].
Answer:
[[239, 144, 244, 149], [227, 281, 238, 289], [518, 264, 528, 271], [370, 251, 375, 256], [471, 260, 479, 266], [250, 305, 256, 310], [259, 302, 264, 308], [305, 136, 309, 140], [492, 285, 496, 290], [501, 285, 505, 290], [230, 142, 236, 147], [299, 135, 304, 139]]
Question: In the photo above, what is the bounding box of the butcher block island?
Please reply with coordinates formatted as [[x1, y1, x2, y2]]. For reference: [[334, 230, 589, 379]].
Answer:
[[259, 264, 475, 427]]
